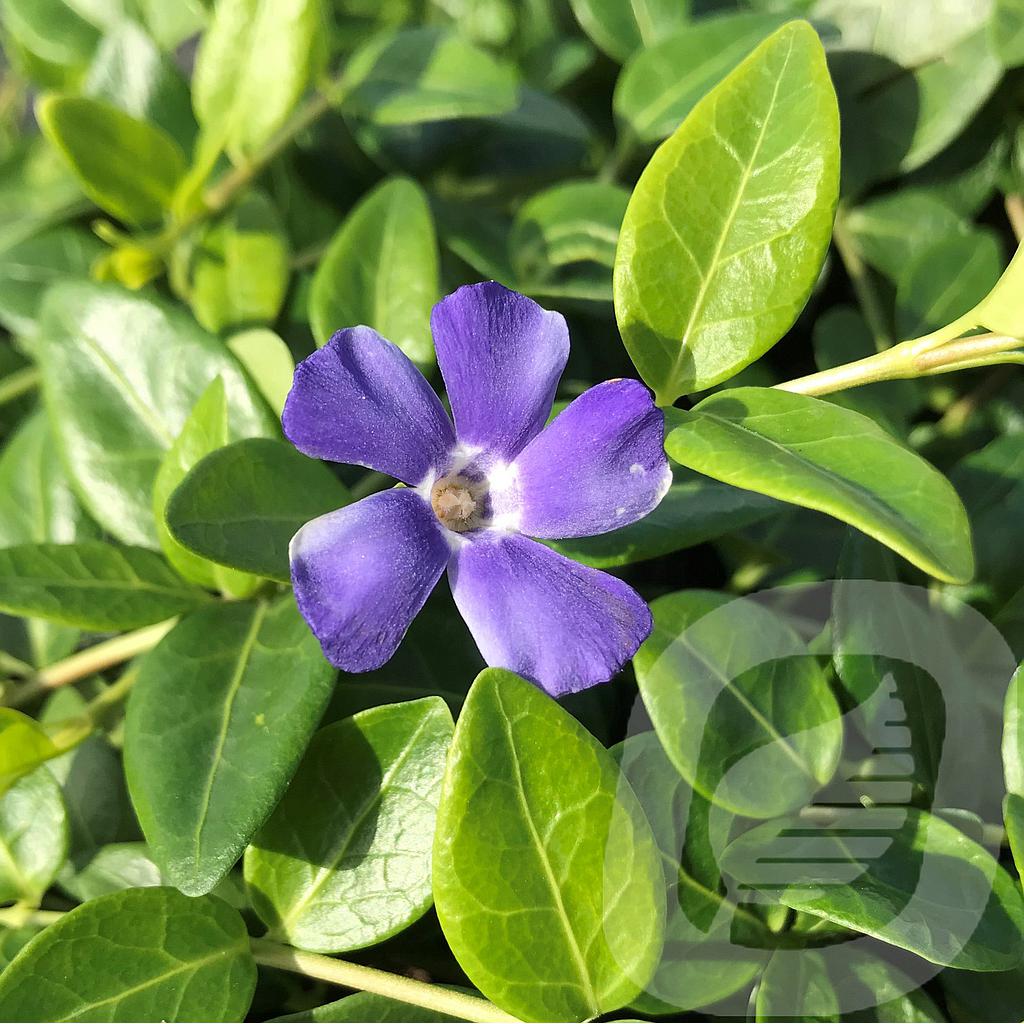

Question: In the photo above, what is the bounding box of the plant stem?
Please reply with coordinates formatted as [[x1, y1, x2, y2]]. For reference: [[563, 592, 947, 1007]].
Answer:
[[774, 332, 1023, 398], [832, 214, 892, 350], [45, 667, 140, 750], [4, 620, 174, 708], [251, 940, 519, 1023], [598, 128, 638, 185], [0, 366, 40, 407]]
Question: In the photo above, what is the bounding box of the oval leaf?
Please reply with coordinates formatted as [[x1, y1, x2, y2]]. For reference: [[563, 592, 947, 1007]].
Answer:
[[310, 177, 439, 365], [0, 887, 256, 1021], [664, 388, 975, 583], [124, 594, 336, 895], [245, 697, 453, 953], [614, 20, 840, 401], [433, 668, 665, 1022], [0, 767, 67, 903]]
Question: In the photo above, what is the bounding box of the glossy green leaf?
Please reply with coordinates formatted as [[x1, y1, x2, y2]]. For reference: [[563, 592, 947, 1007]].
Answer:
[[0, 412, 95, 667], [227, 328, 294, 418], [635, 590, 841, 818], [340, 27, 518, 126], [0, 767, 67, 904], [722, 807, 1024, 971], [0, 926, 42, 973], [59, 842, 164, 903], [125, 594, 336, 895], [152, 378, 262, 594], [614, 733, 767, 1016], [551, 469, 778, 569], [189, 191, 291, 334], [0, 226, 102, 335], [37, 94, 185, 226], [433, 668, 664, 1023], [567, 0, 689, 61], [0, 887, 256, 1021], [615, 13, 786, 141], [245, 698, 453, 953], [167, 437, 350, 582], [510, 180, 628, 284], [756, 950, 838, 1022], [310, 177, 439, 365], [664, 388, 975, 583], [271, 991, 460, 1023], [0, 541, 207, 629], [1002, 664, 1024, 797], [614, 21, 840, 402], [971, 240, 1024, 337], [36, 281, 275, 547], [192, 0, 324, 159], [895, 229, 1003, 338], [0, 709, 59, 795], [1003, 792, 1024, 880]]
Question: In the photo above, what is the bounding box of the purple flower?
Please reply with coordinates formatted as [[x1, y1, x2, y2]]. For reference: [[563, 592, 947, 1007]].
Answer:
[[283, 282, 671, 696]]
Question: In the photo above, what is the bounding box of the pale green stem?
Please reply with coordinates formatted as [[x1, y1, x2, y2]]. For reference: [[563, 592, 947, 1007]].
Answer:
[[774, 333, 1023, 398], [251, 940, 519, 1023], [0, 366, 40, 407], [832, 214, 892, 351]]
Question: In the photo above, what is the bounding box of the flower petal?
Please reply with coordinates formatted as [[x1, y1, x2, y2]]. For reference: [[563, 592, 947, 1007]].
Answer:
[[291, 489, 451, 672], [283, 327, 455, 486], [448, 532, 651, 696], [509, 378, 671, 539], [431, 282, 569, 462]]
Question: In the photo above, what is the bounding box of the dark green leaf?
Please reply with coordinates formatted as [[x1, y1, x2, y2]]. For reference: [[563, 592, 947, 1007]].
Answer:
[[614, 21, 840, 402], [433, 668, 664, 1022], [635, 590, 841, 818], [37, 94, 185, 226], [125, 594, 336, 895], [0, 542, 208, 630], [245, 698, 453, 952], [722, 807, 1024, 971], [167, 438, 351, 582], [567, 0, 688, 61], [664, 388, 975, 583], [310, 177, 439, 366], [37, 282, 275, 546], [0, 887, 256, 1021]]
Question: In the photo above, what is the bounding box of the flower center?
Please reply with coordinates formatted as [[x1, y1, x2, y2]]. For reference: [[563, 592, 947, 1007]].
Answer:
[[430, 474, 487, 532]]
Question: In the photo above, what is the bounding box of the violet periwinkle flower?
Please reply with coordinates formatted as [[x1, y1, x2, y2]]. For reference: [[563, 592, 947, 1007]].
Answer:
[[283, 282, 671, 697]]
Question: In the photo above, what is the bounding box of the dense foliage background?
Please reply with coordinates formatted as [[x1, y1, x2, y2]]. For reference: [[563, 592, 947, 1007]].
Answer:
[[0, 0, 1024, 1021]]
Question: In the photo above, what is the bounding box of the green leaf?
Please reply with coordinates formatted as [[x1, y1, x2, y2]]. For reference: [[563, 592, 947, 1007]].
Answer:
[[59, 842, 164, 903], [0, 887, 256, 1021], [0, 709, 59, 795], [567, 0, 689, 61], [36, 281, 275, 547], [551, 469, 778, 569], [188, 191, 291, 334], [271, 991, 461, 1022], [995, 0, 1024, 65], [0, 0, 100, 86], [895, 228, 1003, 338], [192, 0, 324, 160], [510, 180, 628, 284], [37, 94, 185, 226], [1002, 663, 1024, 797], [0, 542, 208, 630], [971, 240, 1024, 337], [1003, 792, 1024, 880], [664, 388, 975, 583], [0, 226, 102, 335], [245, 698, 453, 952], [614, 733, 767, 1016], [635, 590, 841, 818], [0, 767, 67, 904], [340, 27, 518, 126], [167, 437, 351, 582], [614, 21, 839, 402], [433, 668, 664, 1022], [0, 412, 95, 667], [227, 328, 294, 418], [125, 594, 336, 895], [614, 13, 786, 142], [722, 807, 1024, 971], [152, 378, 262, 594], [756, 950, 838, 1022], [310, 177, 439, 365]]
